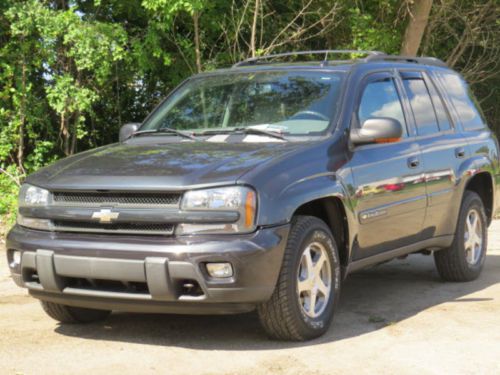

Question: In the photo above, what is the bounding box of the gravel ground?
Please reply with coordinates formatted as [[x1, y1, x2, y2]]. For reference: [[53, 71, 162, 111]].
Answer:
[[1, 222, 500, 375]]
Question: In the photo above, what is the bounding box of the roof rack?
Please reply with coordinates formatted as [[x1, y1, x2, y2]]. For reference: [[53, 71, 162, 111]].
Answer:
[[232, 50, 448, 68], [366, 54, 447, 68], [232, 50, 385, 67]]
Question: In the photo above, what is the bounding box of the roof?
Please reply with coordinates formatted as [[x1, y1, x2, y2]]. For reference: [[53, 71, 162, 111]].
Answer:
[[192, 51, 450, 78], [232, 50, 447, 68]]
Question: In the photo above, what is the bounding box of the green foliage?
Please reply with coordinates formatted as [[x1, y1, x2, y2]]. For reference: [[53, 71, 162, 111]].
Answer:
[[142, 0, 204, 15], [46, 74, 98, 116], [0, 166, 20, 232], [25, 141, 58, 172], [347, 6, 402, 54]]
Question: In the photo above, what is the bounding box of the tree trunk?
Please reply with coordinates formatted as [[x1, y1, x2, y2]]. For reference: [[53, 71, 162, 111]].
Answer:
[[115, 63, 122, 128], [60, 112, 70, 156], [193, 11, 202, 73], [250, 0, 260, 57], [400, 0, 434, 56], [17, 61, 27, 174], [70, 111, 79, 155]]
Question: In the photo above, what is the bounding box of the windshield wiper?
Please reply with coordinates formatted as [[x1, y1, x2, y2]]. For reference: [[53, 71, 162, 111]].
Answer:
[[200, 127, 288, 141], [132, 127, 199, 141]]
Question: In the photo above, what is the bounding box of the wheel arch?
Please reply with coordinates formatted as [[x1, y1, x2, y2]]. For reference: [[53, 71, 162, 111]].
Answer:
[[464, 171, 494, 225], [292, 196, 351, 270]]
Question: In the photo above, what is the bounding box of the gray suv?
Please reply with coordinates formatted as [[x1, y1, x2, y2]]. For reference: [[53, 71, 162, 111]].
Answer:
[[6, 51, 499, 341]]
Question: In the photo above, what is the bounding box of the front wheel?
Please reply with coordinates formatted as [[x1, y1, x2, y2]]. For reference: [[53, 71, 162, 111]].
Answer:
[[41, 301, 111, 324], [434, 190, 487, 281], [257, 215, 341, 341]]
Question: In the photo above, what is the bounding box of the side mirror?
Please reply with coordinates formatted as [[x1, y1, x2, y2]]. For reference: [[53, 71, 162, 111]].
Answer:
[[350, 117, 403, 146], [119, 123, 140, 142]]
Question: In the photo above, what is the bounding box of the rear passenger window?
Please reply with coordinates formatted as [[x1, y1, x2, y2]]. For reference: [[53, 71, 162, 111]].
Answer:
[[358, 78, 407, 136], [402, 78, 439, 136], [425, 77, 452, 131], [437, 72, 485, 130]]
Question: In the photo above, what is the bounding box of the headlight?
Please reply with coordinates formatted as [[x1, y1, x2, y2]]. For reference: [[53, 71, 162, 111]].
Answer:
[[17, 184, 52, 231], [18, 184, 50, 207], [177, 186, 257, 235]]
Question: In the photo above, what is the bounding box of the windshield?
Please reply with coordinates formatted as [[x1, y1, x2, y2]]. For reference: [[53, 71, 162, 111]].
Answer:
[[141, 71, 344, 136]]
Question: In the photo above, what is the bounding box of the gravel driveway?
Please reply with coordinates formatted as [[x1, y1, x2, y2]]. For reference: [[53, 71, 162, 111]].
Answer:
[[1, 222, 500, 375]]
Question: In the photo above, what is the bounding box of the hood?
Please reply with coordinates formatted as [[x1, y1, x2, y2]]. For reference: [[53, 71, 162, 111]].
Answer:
[[27, 138, 307, 191]]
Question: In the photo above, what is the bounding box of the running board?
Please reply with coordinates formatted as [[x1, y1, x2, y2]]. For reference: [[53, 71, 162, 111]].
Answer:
[[347, 235, 454, 274]]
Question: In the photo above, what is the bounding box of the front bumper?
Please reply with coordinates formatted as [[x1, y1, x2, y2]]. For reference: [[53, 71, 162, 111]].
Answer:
[[6, 224, 289, 314]]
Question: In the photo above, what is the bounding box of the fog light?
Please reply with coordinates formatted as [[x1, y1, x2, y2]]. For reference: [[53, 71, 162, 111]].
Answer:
[[206, 262, 233, 278], [10, 250, 21, 268]]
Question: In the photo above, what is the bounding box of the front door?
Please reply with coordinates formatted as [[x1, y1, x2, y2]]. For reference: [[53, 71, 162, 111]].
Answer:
[[348, 72, 427, 260]]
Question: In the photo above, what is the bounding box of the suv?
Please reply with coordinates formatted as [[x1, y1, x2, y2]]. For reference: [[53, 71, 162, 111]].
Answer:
[[6, 51, 499, 341]]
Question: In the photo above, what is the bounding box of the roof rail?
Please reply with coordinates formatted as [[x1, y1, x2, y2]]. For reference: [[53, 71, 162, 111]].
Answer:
[[366, 54, 447, 68], [232, 50, 386, 67]]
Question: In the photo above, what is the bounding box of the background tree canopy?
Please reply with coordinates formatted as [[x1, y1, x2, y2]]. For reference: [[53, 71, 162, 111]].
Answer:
[[1, 0, 499, 232]]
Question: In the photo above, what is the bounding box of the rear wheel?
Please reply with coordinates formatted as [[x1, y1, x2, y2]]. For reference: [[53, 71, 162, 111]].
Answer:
[[434, 191, 487, 281], [41, 301, 111, 324], [257, 215, 341, 341]]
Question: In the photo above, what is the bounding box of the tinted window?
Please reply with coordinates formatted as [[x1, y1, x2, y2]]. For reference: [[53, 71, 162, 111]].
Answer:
[[437, 72, 485, 130], [403, 78, 439, 136], [426, 77, 452, 131], [358, 78, 407, 136], [141, 72, 344, 136]]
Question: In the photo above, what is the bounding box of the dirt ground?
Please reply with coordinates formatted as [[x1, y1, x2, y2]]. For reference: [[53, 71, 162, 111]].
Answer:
[[1, 223, 500, 375]]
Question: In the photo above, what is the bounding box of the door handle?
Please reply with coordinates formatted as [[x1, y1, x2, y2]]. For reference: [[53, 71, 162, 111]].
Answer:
[[455, 147, 466, 158], [407, 157, 420, 169]]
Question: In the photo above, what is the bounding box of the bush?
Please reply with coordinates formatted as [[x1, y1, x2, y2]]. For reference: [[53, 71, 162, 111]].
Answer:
[[0, 167, 21, 238]]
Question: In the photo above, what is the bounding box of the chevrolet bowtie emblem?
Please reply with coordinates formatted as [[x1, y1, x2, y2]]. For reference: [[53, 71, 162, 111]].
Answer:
[[91, 209, 119, 223]]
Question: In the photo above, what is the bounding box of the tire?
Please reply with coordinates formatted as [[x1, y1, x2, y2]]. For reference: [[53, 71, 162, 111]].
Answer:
[[40, 301, 111, 324], [434, 190, 487, 282], [257, 215, 341, 341]]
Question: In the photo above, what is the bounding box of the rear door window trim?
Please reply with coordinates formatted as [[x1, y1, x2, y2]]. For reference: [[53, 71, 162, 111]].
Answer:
[[396, 69, 455, 139]]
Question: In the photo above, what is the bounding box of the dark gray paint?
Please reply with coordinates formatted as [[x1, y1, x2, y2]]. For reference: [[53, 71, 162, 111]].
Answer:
[[6, 59, 500, 313]]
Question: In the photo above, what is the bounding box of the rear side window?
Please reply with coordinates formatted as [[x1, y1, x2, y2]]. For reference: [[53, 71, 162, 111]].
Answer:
[[358, 78, 407, 136], [425, 77, 452, 131], [402, 77, 439, 136], [437, 72, 485, 130]]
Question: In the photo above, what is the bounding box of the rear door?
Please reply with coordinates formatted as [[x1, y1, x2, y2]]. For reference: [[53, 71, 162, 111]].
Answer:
[[398, 70, 469, 238], [349, 71, 427, 260], [433, 70, 499, 227]]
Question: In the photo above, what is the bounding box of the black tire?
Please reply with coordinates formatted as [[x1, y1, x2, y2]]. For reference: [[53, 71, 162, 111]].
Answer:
[[257, 215, 341, 341], [40, 301, 111, 324], [434, 190, 487, 282]]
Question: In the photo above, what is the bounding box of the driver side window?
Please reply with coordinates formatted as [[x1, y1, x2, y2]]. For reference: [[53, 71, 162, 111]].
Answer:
[[358, 78, 407, 137]]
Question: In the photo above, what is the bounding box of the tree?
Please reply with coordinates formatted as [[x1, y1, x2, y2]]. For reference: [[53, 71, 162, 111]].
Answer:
[[141, 0, 207, 72], [6, 1, 127, 156], [400, 0, 434, 56]]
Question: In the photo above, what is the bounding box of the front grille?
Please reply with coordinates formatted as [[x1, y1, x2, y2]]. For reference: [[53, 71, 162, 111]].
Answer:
[[53, 191, 181, 207], [53, 220, 175, 236]]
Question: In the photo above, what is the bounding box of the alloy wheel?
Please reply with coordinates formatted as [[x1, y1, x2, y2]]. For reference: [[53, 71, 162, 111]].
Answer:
[[297, 241, 332, 318], [464, 208, 483, 265]]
